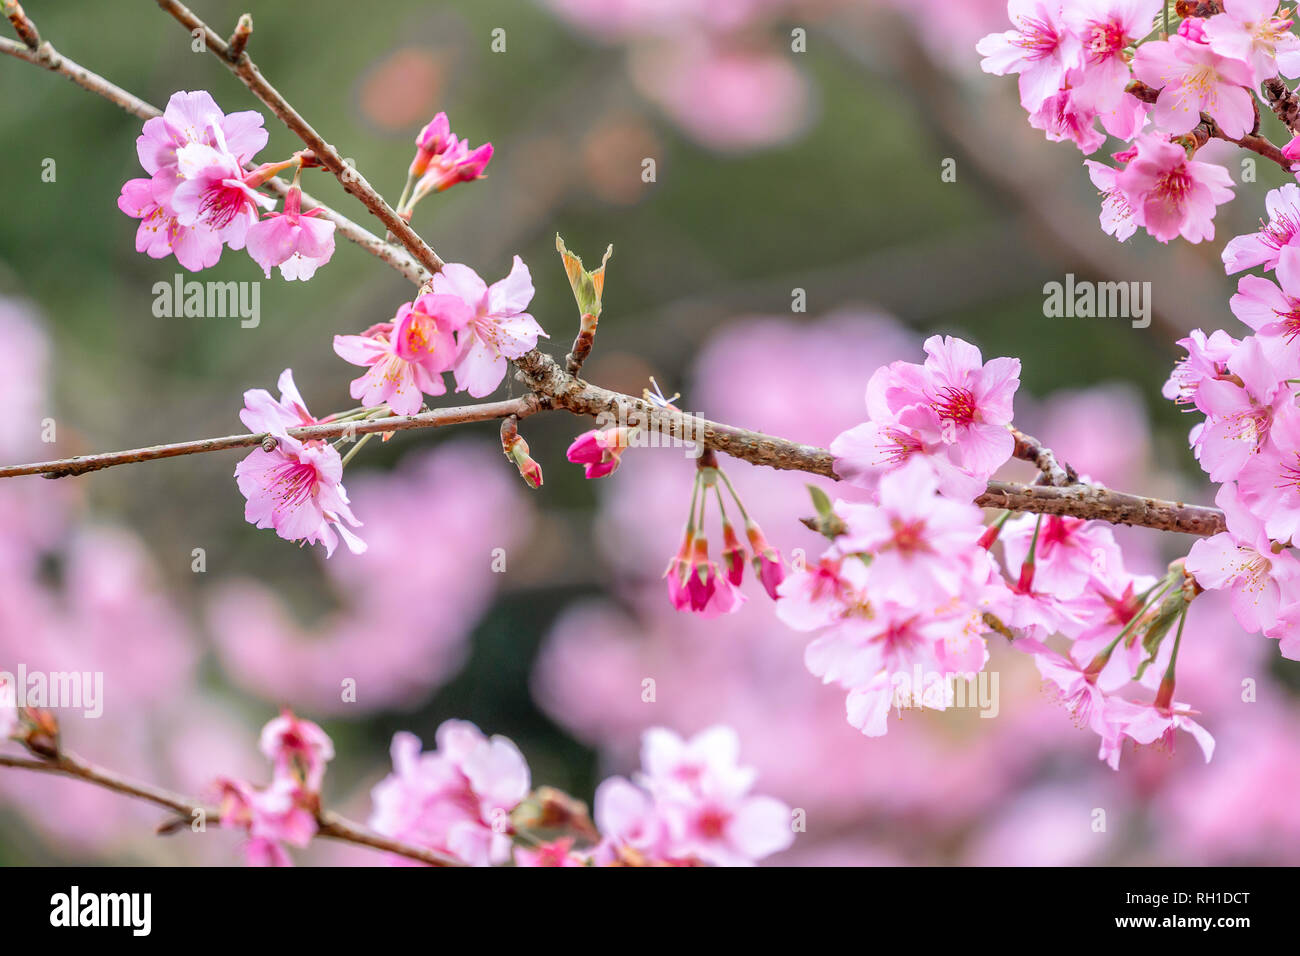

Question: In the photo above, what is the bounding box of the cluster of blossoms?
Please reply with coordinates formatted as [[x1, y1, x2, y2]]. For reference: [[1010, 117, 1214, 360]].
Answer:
[[118, 91, 335, 278], [978, 0, 1300, 244], [212, 712, 791, 866], [333, 256, 545, 409], [661, 465, 787, 617], [772, 335, 1214, 767], [1171, 179, 1300, 655], [213, 709, 335, 867]]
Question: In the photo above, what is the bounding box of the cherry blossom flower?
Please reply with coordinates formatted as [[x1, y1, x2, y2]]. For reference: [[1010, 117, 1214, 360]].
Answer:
[[334, 294, 472, 415], [1222, 182, 1300, 282], [1064, 0, 1163, 112], [566, 427, 635, 478], [1202, 0, 1300, 84], [1162, 327, 1238, 408], [116, 177, 222, 272], [1230, 273, 1300, 347], [976, 2, 1081, 112], [1084, 158, 1138, 241], [411, 136, 493, 200], [1027, 87, 1106, 154], [258, 709, 334, 793], [1237, 399, 1300, 545], [1131, 35, 1255, 139], [1190, 335, 1285, 481], [238, 368, 320, 434], [1015, 637, 1132, 769], [136, 90, 267, 183], [170, 141, 276, 250], [1186, 482, 1300, 634], [1114, 133, 1235, 243], [629, 726, 794, 867], [246, 184, 336, 280], [1114, 697, 1216, 762], [368, 722, 530, 867], [1001, 514, 1124, 600], [834, 458, 988, 608], [234, 434, 365, 558], [430, 257, 547, 397], [830, 403, 990, 501]]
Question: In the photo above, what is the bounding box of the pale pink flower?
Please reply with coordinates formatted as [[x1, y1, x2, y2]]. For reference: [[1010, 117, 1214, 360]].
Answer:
[[1202, 0, 1300, 83], [170, 142, 275, 250], [258, 709, 335, 793], [1162, 327, 1238, 407], [1114, 698, 1216, 762], [976, 1, 1082, 111], [831, 402, 992, 501], [636, 726, 793, 867], [1186, 482, 1300, 633], [1191, 335, 1283, 481], [368, 723, 530, 867], [1084, 159, 1137, 241], [239, 368, 319, 435], [1015, 637, 1131, 769], [1001, 514, 1123, 600], [1222, 182, 1300, 282], [592, 775, 670, 860], [1114, 133, 1235, 243], [803, 600, 974, 694], [774, 555, 864, 631], [1131, 35, 1255, 139], [234, 434, 365, 557], [1028, 87, 1106, 154], [136, 90, 267, 182], [430, 257, 547, 397], [333, 294, 472, 415], [1237, 399, 1300, 543], [117, 177, 222, 272], [1064, 0, 1163, 112], [247, 777, 319, 848], [834, 458, 988, 608], [246, 185, 336, 280]]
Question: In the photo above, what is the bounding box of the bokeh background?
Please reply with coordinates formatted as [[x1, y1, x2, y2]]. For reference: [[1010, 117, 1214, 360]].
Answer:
[[2, 0, 1298, 865]]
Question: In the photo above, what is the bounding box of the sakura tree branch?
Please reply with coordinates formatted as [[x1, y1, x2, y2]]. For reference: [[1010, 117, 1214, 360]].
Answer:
[[154, 0, 444, 277], [0, 398, 536, 479], [0, 751, 463, 866]]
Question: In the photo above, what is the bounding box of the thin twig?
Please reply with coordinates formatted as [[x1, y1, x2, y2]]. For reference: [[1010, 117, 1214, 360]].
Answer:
[[0, 398, 535, 478], [0, 751, 463, 866]]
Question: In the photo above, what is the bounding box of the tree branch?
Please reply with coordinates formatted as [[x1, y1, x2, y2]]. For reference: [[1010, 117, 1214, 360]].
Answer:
[[0, 751, 463, 866], [0, 398, 535, 478]]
